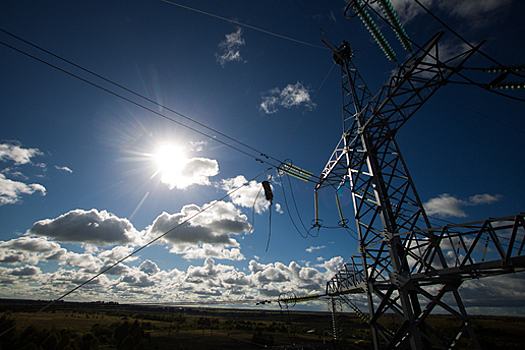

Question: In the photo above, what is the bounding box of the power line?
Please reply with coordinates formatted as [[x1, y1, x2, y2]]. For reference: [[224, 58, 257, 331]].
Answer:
[[0, 28, 283, 169], [291, 0, 338, 49], [436, 93, 525, 135], [159, 0, 328, 50], [0, 168, 270, 338], [411, 0, 525, 102], [273, 63, 336, 166]]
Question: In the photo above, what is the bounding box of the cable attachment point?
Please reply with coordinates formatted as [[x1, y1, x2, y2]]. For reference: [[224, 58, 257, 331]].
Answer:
[[278, 292, 297, 309]]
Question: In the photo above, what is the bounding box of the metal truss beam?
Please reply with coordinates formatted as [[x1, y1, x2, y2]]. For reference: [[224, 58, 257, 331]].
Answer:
[[316, 32, 496, 349]]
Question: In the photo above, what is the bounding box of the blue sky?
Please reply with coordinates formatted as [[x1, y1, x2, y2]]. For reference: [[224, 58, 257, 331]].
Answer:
[[1, 0, 524, 315]]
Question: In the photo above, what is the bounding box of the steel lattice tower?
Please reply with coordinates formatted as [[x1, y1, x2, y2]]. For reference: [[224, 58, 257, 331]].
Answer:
[[315, 32, 525, 349]]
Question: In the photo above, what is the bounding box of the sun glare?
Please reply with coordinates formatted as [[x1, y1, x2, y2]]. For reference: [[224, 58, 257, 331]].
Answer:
[[154, 144, 188, 182]]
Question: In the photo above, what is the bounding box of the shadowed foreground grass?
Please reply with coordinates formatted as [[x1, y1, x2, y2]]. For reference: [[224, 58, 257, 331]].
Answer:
[[0, 305, 524, 349]]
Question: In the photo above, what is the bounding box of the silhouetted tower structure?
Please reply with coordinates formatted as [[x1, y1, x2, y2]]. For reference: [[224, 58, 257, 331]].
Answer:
[[315, 32, 525, 349]]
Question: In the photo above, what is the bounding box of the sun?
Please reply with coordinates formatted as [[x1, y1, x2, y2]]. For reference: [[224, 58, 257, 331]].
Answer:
[[153, 144, 188, 184]]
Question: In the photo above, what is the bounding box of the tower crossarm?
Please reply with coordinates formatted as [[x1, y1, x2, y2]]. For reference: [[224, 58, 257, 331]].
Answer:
[[326, 213, 525, 295], [315, 31, 484, 192], [403, 213, 525, 284]]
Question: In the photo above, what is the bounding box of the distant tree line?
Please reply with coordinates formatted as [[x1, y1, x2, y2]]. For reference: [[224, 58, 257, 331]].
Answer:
[[0, 312, 152, 350]]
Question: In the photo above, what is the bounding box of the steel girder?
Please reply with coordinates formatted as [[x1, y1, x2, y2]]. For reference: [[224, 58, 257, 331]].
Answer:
[[326, 214, 525, 347], [316, 32, 487, 349]]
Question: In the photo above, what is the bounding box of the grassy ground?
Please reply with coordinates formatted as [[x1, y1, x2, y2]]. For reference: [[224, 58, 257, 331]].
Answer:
[[2, 308, 525, 349]]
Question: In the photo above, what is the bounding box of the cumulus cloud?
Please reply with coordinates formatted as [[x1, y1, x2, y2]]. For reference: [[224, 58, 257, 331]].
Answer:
[[59, 251, 103, 271], [0, 236, 65, 265], [148, 201, 250, 248], [0, 141, 43, 165], [0, 173, 46, 205], [460, 274, 525, 310], [27, 209, 142, 246], [179, 244, 245, 261], [315, 256, 344, 275], [11, 265, 41, 277], [216, 27, 246, 67], [121, 272, 155, 288], [139, 260, 160, 276], [160, 157, 219, 190], [42, 268, 111, 290], [260, 82, 315, 114], [98, 245, 136, 262], [0, 141, 46, 205], [220, 175, 272, 214], [424, 193, 502, 218], [221, 269, 251, 286]]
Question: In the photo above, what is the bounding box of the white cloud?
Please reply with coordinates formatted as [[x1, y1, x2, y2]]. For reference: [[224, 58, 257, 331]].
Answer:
[[389, 0, 513, 27], [424, 193, 467, 218], [139, 260, 160, 276], [179, 244, 245, 261], [27, 208, 142, 246], [160, 157, 219, 190], [120, 271, 156, 288], [11, 265, 41, 276], [220, 175, 272, 214], [187, 257, 219, 278], [0, 141, 43, 165], [260, 82, 315, 114], [438, 0, 513, 22], [315, 256, 344, 275], [189, 140, 208, 152], [280, 83, 313, 108], [424, 193, 503, 218], [148, 201, 250, 248], [55, 165, 73, 173], [468, 193, 502, 205], [216, 27, 246, 67], [221, 269, 251, 286], [1, 168, 28, 180], [59, 251, 103, 271], [260, 90, 280, 114], [306, 245, 326, 253], [98, 245, 136, 262], [0, 141, 46, 205], [0, 236, 66, 265], [387, 0, 432, 23], [0, 173, 46, 205], [459, 274, 525, 311]]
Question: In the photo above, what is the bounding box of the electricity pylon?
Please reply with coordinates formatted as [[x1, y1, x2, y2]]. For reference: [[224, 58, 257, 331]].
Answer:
[[315, 32, 525, 349]]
